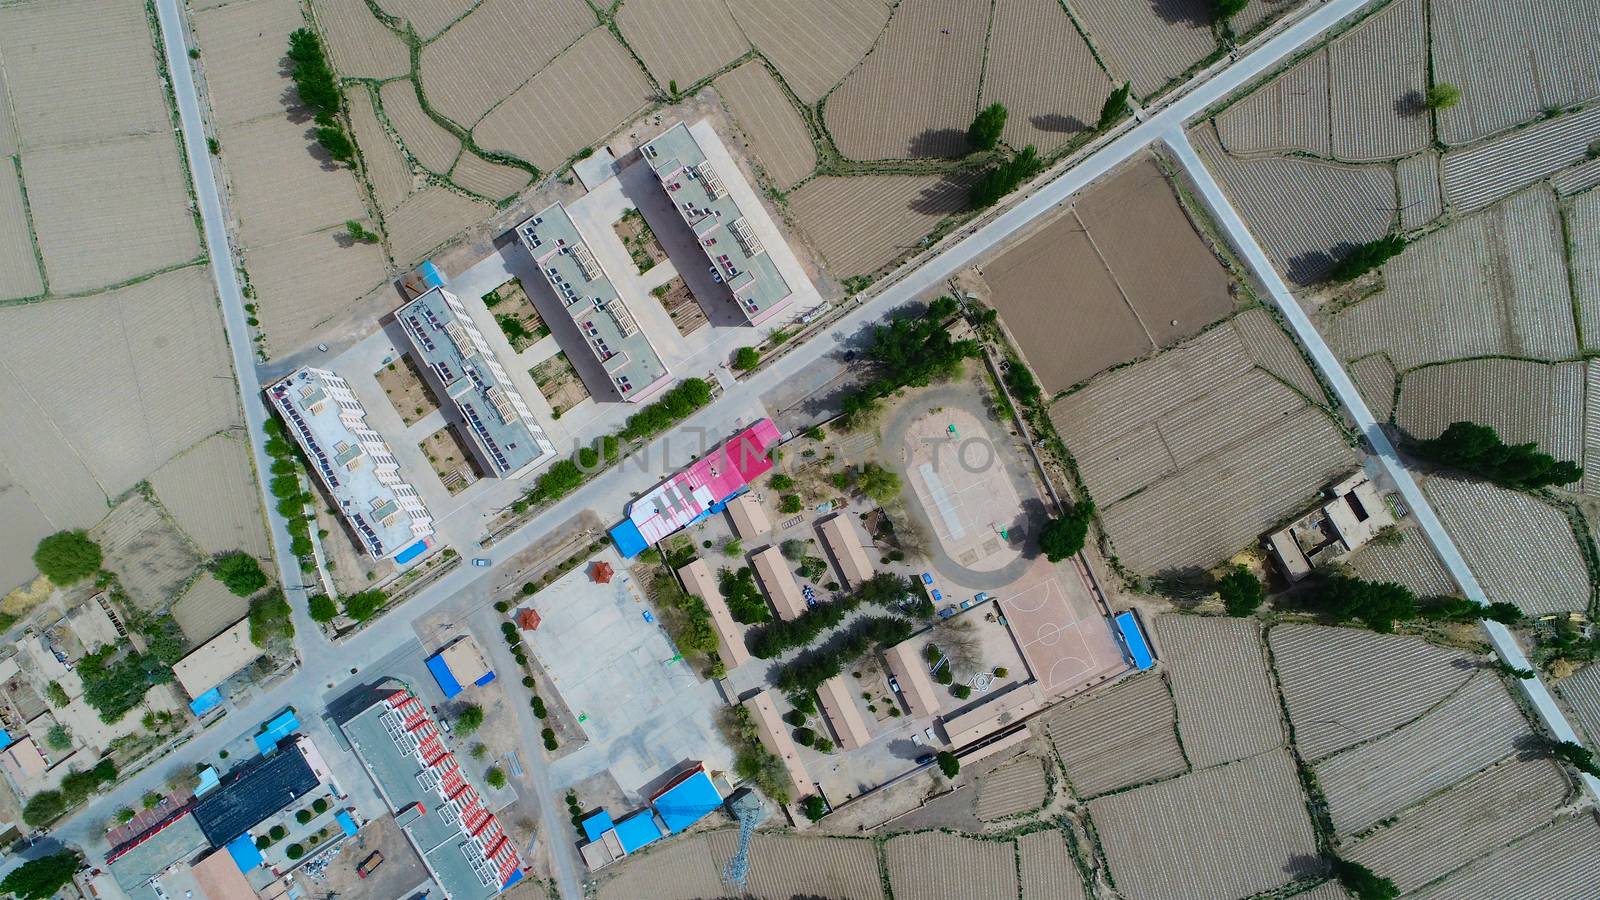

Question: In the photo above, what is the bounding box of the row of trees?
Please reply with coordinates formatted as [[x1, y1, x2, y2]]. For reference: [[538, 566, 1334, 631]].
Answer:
[[287, 29, 354, 163], [774, 615, 915, 693], [23, 759, 117, 827], [1305, 572, 1522, 633], [1415, 421, 1582, 491], [264, 421, 316, 558], [749, 573, 915, 658]]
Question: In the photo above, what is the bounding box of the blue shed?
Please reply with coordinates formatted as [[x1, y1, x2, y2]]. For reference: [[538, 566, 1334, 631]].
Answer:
[[1114, 611, 1154, 671]]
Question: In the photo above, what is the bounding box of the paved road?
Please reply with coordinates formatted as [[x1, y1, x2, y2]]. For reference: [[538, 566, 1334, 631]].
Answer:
[[65, 0, 1393, 893], [1164, 127, 1600, 799]]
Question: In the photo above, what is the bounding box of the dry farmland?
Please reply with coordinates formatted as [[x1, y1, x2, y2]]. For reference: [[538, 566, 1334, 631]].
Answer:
[[1038, 673, 1188, 797], [1088, 750, 1317, 900], [1558, 663, 1600, 747], [1267, 623, 1477, 761], [980, 0, 1111, 153], [594, 830, 883, 900], [1347, 530, 1457, 598], [149, 433, 270, 560], [381, 186, 494, 264], [974, 756, 1049, 820], [884, 831, 1016, 900], [243, 230, 392, 352], [714, 61, 817, 190], [90, 496, 201, 613], [312, 0, 411, 80], [347, 86, 416, 212], [1344, 756, 1571, 894], [0, 165, 41, 301], [1048, 313, 1353, 573], [1065, 0, 1219, 98], [824, 0, 995, 160], [1574, 192, 1600, 354], [1155, 616, 1283, 768], [1327, 186, 1575, 369], [1430, 0, 1600, 146], [982, 158, 1235, 393], [472, 28, 653, 171], [1410, 812, 1600, 900], [448, 152, 531, 202], [171, 573, 251, 644], [1394, 358, 1584, 462], [731, 0, 891, 104], [1441, 105, 1600, 212], [1424, 477, 1590, 617], [378, 80, 462, 174], [1017, 829, 1089, 900], [1314, 672, 1532, 835], [416, 0, 593, 127], [1396, 150, 1444, 229], [788, 171, 972, 278], [617, 0, 749, 91], [1191, 121, 1393, 283]]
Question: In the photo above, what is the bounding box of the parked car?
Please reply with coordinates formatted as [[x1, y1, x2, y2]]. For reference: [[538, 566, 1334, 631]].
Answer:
[[471, 558, 490, 567], [915, 754, 935, 767], [357, 852, 384, 879]]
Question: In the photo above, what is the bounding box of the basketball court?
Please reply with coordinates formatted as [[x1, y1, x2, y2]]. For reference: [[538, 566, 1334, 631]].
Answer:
[[997, 557, 1125, 696]]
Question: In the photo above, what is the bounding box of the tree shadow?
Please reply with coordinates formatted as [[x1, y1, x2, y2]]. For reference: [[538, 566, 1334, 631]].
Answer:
[[907, 128, 969, 159], [1286, 247, 1341, 285], [1282, 854, 1329, 880], [1030, 113, 1088, 134], [1149, 566, 1219, 610], [1513, 732, 1553, 762], [1395, 90, 1427, 118], [1148, 0, 1213, 28], [908, 171, 975, 215]]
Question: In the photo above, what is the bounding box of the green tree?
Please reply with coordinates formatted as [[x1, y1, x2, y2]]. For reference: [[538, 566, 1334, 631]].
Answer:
[[22, 790, 67, 827], [213, 551, 268, 596], [720, 567, 772, 624], [344, 220, 380, 244], [0, 850, 82, 900], [344, 589, 388, 622], [970, 145, 1043, 208], [46, 724, 71, 751], [248, 590, 295, 646], [1309, 574, 1416, 632], [732, 346, 761, 371], [1425, 82, 1461, 110], [486, 766, 508, 789], [316, 126, 356, 163], [142, 791, 163, 809], [1217, 566, 1264, 616], [1212, 0, 1249, 20], [1550, 740, 1600, 777], [286, 29, 339, 114], [1098, 82, 1132, 129], [307, 595, 337, 622], [1481, 601, 1524, 624], [769, 473, 795, 491], [455, 704, 485, 736], [779, 494, 804, 514], [800, 795, 827, 821], [1039, 501, 1095, 562], [46, 681, 69, 707], [858, 463, 901, 504], [1333, 857, 1399, 900], [1327, 233, 1408, 282], [935, 751, 960, 778], [1004, 363, 1042, 406], [33, 530, 102, 584], [1414, 420, 1582, 490], [967, 102, 1008, 151]]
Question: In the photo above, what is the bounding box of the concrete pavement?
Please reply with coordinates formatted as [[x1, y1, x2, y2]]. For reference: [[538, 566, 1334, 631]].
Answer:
[[1163, 127, 1600, 799]]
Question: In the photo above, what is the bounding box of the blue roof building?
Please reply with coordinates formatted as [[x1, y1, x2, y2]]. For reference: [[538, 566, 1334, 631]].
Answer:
[[651, 769, 722, 835], [254, 710, 299, 756], [613, 811, 665, 855], [1115, 611, 1154, 671]]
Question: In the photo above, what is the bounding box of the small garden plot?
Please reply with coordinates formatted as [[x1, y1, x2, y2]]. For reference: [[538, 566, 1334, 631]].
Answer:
[[1018, 829, 1089, 900], [652, 277, 707, 336], [530, 352, 590, 417], [974, 755, 1048, 820], [482, 277, 548, 352], [375, 353, 440, 426], [1038, 672, 1187, 797], [1156, 616, 1283, 768], [1410, 813, 1600, 900], [1089, 750, 1316, 900], [1314, 672, 1532, 836], [1347, 529, 1457, 598], [90, 495, 201, 613], [613, 208, 667, 276], [1269, 624, 1478, 761], [418, 425, 479, 495], [884, 831, 1017, 900], [1344, 756, 1571, 894]]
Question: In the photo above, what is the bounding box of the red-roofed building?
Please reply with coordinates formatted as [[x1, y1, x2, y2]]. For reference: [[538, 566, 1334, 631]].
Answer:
[[611, 419, 782, 554]]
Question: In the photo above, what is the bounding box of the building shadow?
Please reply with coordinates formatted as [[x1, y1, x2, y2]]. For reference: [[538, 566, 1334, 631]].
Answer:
[[615, 159, 749, 330], [499, 241, 626, 404]]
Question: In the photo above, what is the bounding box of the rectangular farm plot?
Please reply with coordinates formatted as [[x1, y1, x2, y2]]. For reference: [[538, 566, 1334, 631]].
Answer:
[[1441, 105, 1600, 213], [90, 495, 202, 613], [1039, 673, 1187, 797], [23, 134, 202, 294], [0, 266, 238, 496], [0, 485, 55, 591], [981, 0, 1111, 153], [382, 185, 493, 266], [1324, 0, 1429, 161], [0, 163, 42, 301], [448, 152, 531, 202], [884, 832, 1016, 900], [244, 228, 390, 354], [617, 0, 749, 91], [709, 831, 885, 900], [1072, 159, 1234, 347], [982, 212, 1152, 394], [372, 0, 475, 42], [1155, 616, 1283, 768], [823, 0, 989, 159], [1394, 358, 1584, 466], [1345, 756, 1570, 894], [1411, 813, 1600, 900], [0, 368, 109, 541], [1088, 750, 1316, 900], [1065, 0, 1217, 98], [1572, 191, 1600, 354], [975, 756, 1049, 821], [223, 116, 370, 248], [150, 433, 270, 559], [192, 0, 305, 129], [788, 171, 971, 278], [1018, 829, 1089, 900], [346, 86, 415, 213], [1426, 477, 1590, 617], [715, 61, 817, 190], [417, 0, 593, 127], [172, 574, 251, 644], [0, 0, 169, 150], [1314, 672, 1532, 836], [472, 29, 653, 171], [1347, 530, 1457, 598], [730, 0, 891, 104]]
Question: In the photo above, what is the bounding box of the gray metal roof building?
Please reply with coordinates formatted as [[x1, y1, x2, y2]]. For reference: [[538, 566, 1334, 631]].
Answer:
[[395, 287, 555, 479], [191, 741, 319, 846], [515, 203, 671, 402], [642, 122, 793, 325]]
